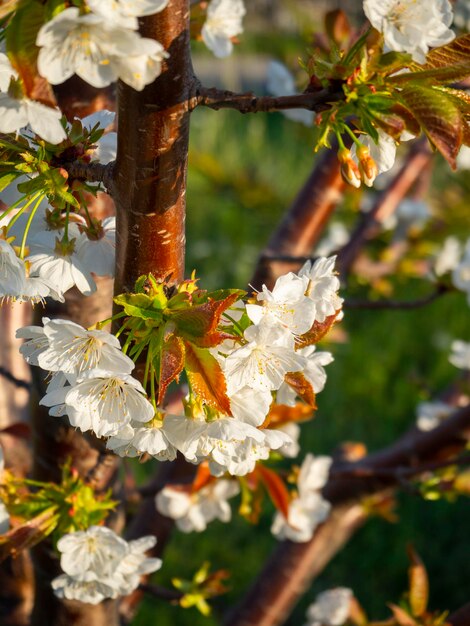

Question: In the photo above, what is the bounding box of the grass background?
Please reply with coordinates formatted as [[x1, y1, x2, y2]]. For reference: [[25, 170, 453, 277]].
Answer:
[[133, 4, 470, 621]]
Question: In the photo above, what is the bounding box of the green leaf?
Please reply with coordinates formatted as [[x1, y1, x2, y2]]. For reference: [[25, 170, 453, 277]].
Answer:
[[113, 293, 164, 323], [398, 84, 464, 167], [184, 342, 231, 414], [0, 171, 19, 192], [6, 0, 56, 105]]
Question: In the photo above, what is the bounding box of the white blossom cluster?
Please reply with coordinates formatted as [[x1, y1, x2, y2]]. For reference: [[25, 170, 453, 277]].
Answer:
[[16, 256, 340, 481], [52, 526, 161, 604], [271, 454, 332, 543], [433, 236, 470, 307], [363, 0, 455, 64], [305, 588, 353, 626]]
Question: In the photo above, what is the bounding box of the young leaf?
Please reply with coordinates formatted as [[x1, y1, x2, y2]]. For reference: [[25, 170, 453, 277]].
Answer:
[[283, 372, 316, 408], [184, 342, 231, 414], [296, 310, 341, 348], [0, 507, 59, 562], [6, 1, 56, 106], [255, 464, 290, 520], [157, 333, 185, 405], [407, 545, 429, 618], [398, 84, 464, 167]]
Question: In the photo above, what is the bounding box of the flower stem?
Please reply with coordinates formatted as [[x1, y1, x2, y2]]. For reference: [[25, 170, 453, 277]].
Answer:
[[19, 194, 45, 259]]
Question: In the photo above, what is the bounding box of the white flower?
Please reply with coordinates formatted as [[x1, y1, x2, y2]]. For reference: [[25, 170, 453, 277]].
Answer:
[[0, 241, 62, 303], [0, 93, 66, 145], [271, 454, 332, 542], [305, 588, 353, 626], [52, 573, 117, 604], [16, 322, 49, 365], [156, 479, 239, 532], [107, 419, 177, 461], [434, 236, 462, 276], [449, 339, 470, 370], [416, 400, 453, 431], [350, 130, 397, 187], [224, 321, 306, 394], [277, 346, 334, 406], [28, 231, 97, 296], [87, 0, 169, 30], [266, 61, 313, 126], [35, 317, 134, 377], [76, 217, 116, 277], [0, 52, 17, 91], [363, 0, 454, 64], [276, 422, 301, 458], [228, 386, 272, 427], [52, 527, 161, 603], [202, 0, 246, 58], [40, 371, 154, 437], [80, 110, 117, 164], [111, 536, 162, 596], [246, 272, 315, 335], [58, 526, 128, 579], [271, 493, 331, 542], [299, 256, 343, 323], [36, 8, 168, 91]]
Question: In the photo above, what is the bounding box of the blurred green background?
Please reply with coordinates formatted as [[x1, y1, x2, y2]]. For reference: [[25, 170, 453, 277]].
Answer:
[[134, 2, 470, 624]]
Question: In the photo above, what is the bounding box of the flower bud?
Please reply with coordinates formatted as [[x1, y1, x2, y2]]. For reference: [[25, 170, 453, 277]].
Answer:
[[356, 144, 378, 187], [338, 148, 361, 188]]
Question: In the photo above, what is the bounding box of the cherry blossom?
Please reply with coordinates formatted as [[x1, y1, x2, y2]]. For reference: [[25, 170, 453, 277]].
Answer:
[[350, 129, 397, 187], [363, 0, 454, 64], [449, 340, 470, 370], [76, 217, 116, 278], [452, 239, 470, 304], [416, 401, 454, 431], [434, 236, 462, 277], [40, 371, 155, 438], [224, 321, 306, 394], [36, 8, 168, 91], [156, 479, 240, 532], [305, 588, 353, 626], [201, 0, 246, 58], [86, 0, 169, 30], [299, 256, 343, 323]]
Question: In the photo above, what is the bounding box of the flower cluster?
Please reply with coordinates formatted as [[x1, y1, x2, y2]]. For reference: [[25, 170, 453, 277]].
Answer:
[[17, 257, 341, 480], [271, 454, 332, 542], [36, 2, 169, 91], [52, 526, 161, 604]]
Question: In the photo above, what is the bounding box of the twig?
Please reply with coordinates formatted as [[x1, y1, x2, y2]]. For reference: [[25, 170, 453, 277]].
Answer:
[[226, 404, 470, 626], [0, 365, 31, 391], [63, 160, 115, 192], [192, 83, 345, 114], [343, 285, 452, 310], [138, 583, 183, 603]]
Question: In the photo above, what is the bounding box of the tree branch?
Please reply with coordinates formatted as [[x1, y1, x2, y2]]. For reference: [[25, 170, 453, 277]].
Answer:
[[226, 404, 470, 626], [192, 83, 345, 114], [63, 160, 115, 192]]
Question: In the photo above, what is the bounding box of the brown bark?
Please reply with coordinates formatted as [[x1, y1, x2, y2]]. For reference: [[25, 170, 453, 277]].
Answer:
[[225, 404, 470, 626], [114, 0, 192, 291], [250, 148, 344, 291]]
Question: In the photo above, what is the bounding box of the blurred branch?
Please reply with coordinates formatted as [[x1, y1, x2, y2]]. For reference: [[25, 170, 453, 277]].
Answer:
[[226, 404, 470, 626], [0, 366, 31, 391], [449, 602, 470, 626], [337, 139, 433, 279], [139, 583, 183, 603], [192, 83, 344, 114], [343, 284, 453, 310], [251, 147, 345, 291]]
